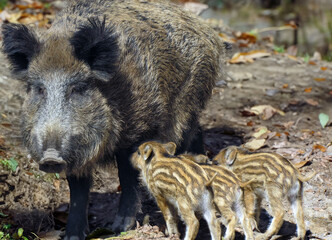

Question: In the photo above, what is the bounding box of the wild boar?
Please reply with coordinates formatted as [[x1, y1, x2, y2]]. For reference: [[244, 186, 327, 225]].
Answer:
[[1, 0, 226, 239]]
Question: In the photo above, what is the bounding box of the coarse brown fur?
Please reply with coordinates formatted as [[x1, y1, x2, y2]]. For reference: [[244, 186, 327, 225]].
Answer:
[[177, 153, 254, 240], [131, 141, 221, 240], [1, 0, 225, 175], [2, 0, 226, 237], [213, 146, 316, 240]]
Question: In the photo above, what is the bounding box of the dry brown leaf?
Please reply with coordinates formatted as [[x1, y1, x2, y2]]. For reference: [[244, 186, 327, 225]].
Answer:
[[313, 144, 326, 152], [6, 11, 22, 23], [314, 78, 326, 82], [293, 160, 310, 169], [283, 121, 294, 129], [243, 139, 266, 151], [250, 105, 285, 120], [218, 33, 236, 43], [321, 67, 327, 71], [287, 55, 298, 61], [247, 121, 254, 126], [234, 32, 257, 44], [229, 50, 271, 64], [304, 87, 312, 93], [306, 99, 319, 106], [308, 61, 317, 65], [282, 84, 289, 89], [38, 230, 63, 240]]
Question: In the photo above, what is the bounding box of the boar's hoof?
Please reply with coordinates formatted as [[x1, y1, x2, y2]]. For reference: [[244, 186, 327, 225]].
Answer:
[[111, 215, 136, 233], [39, 148, 67, 173]]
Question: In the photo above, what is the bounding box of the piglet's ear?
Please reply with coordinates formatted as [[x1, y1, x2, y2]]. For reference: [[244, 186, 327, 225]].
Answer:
[[194, 154, 209, 164], [163, 142, 177, 155], [70, 17, 119, 81], [2, 23, 40, 75], [225, 147, 238, 166], [141, 144, 153, 162]]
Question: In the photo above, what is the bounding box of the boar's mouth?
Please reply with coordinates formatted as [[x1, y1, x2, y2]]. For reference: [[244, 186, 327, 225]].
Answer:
[[39, 148, 67, 173]]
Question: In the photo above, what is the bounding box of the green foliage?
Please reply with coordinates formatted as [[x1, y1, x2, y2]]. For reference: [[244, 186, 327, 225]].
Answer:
[[319, 113, 329, 128], [273, 45, 285, 53], [303, 53, 310, 63], [0, 158, 18, 172], [0, 224, 28, 240], [0, 0, 8, 10]]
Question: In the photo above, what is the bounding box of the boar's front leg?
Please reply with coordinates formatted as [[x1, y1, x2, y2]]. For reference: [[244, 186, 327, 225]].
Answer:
[[111, 148, 140, 232], [65, 174, 92, 240]]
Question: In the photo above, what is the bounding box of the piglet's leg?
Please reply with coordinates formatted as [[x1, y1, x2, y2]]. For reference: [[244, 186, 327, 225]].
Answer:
[[289, 182, 306, 240], [177, 199, 199, 240], [259, 183, 284, 240], [155, 197, 179, 236]]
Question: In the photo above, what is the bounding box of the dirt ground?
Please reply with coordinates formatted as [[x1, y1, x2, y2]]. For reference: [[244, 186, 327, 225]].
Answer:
[[0, 22, 332, 240]]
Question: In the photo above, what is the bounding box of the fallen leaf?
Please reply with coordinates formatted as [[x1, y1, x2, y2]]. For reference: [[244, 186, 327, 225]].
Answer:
[[297, 149, 305, 154], [306, 99, 319, 106], [38, 230, 63, 240], [287, 55, 298, 61], [218, 33, 236, 43], [308, 61, 317, 65], [243, 139, 266, 151], [293, 160, 310, 169], [6, 11, 22, 23], [283, 121, 294, 129], [304, 87, 312, 93], [229, 50, 271, 64], [319, 113, 329, 128], [314, 78, 326, 82], [249, 105, 285, 120], [252, 126, 269, 139], [313, 144, 326, 152], [282, 84, 289, 89], [240, 110, 256, 117], [234, 32, 257, 44], [247, 121, 254, 126], [320, 67, 327, 71]]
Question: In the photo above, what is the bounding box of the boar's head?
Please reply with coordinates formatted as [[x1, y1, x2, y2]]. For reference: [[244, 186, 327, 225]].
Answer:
[[2, 18, 121, 174]]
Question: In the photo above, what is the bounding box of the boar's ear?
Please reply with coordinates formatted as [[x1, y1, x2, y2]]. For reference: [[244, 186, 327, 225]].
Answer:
[[2, 23, 40, 75], [225, 147, 238, 166], [70, 17, 119, 81], [163, 142, 177, 155]]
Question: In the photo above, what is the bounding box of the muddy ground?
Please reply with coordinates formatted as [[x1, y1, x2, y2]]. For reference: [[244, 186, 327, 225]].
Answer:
[[0, 25, 332, 240]]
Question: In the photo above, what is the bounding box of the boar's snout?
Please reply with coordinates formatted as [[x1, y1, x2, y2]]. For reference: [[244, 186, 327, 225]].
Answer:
[[39, 148, 67, 173]]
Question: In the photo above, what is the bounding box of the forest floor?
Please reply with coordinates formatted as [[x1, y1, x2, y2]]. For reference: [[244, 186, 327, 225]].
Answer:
[[0, 3, 332, 240]]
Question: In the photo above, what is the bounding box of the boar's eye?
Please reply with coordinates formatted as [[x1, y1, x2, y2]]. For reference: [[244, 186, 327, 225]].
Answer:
[[69, 83, 88, 96]]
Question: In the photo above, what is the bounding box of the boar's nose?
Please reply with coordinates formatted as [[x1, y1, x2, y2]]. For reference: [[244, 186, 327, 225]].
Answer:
[[39, 148, 67, 173]]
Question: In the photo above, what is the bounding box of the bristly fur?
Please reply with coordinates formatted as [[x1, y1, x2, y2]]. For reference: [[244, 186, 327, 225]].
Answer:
[[1, 23, 40, 74], [70, 16, 119, 77]]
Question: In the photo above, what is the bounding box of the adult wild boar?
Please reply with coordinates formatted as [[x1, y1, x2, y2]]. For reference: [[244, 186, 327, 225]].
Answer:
[[2, 0, 226, 239]]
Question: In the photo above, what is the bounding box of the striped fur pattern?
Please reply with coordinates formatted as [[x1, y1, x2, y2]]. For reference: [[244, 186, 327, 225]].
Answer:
[[131, 141, 221, 240], [213, 146, 316, 240], [179, 154, 254, 240]]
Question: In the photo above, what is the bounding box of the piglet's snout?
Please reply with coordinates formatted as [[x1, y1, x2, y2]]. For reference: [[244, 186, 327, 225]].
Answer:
[[39, 148, 67, 173]]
